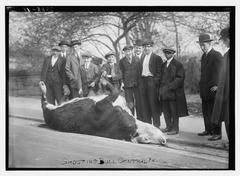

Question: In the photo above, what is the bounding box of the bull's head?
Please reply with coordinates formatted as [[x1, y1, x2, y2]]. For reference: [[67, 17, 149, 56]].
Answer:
[[131, 120, 167, 145]]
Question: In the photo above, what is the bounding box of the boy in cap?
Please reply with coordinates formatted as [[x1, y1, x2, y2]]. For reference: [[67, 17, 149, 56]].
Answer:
[[101, 51, 122, 91], [119, 45, 142, 118], [197, 33, 223, 141], [65, 39, 83, 98], [40, 46, 69, 105], [159, 48, 188, 135], [139, 39, 163, 128], [211, 27, 230, 140], [80, 51, 100, 97]]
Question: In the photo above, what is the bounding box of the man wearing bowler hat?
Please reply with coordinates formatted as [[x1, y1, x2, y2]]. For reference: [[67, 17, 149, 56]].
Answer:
[[197, 33, 223, 141], [40, 46, 68, 105], [159, 48, 188, 135], [211, 27, 230, 141], [119, 45, 142, 118], [65, 39, 83, 98], [139, 39, 163, 128], [134, 39, 144, 60]]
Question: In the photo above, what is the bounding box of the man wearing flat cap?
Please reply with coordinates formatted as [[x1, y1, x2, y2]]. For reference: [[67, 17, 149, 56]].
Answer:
[[65, 39, 83, 98], [40, 46, 69, 105], [101, 51, 122, 91], [119, 45, 142, 118], [134, 39, 144, 60], [211, 27, 230, 141], [159, 48, 188, 135], [139, 39, 163, 127], [80, 52, 100, 97], [197, 33, 223, 141]]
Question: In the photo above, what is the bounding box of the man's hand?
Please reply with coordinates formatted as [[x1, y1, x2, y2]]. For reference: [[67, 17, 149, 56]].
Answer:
[[210, 86, 218, 92], [89, 82, 95, 87], [39, 81, 47, 96], [101, 71, 107, 77], [78, 88, 83, 95], [63, 85, 70, 96]]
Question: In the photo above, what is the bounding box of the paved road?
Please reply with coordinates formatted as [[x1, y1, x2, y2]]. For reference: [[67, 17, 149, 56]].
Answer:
[[8, 96, 228, 168], [8, 117, 228, 168]]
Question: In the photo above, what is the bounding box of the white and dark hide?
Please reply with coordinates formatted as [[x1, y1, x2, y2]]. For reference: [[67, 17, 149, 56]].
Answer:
[[40, 81, 167, 145]]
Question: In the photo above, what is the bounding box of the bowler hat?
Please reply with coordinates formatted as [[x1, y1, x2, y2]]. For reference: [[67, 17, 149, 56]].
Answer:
[[71, 40, 81, 46], [163, 48, 176, 54], [81, 51, 92, 58], [219, 27, 229, 40], [143, 39, 154, 46], [59, 40, 70, 46], [51, 46, 62, 52], [134, 39, 143, 46], [105, 51, 115, 59], [123, 45, 133, 51], [197, 33, 213, 43]]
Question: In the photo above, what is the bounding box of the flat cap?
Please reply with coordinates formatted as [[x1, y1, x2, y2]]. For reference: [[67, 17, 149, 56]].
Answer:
[[219, 27, 229, 40], [143, 39, 154, 46], [71, 39, 81, 46], [51, 46, 62, 51], [134, 39, 144, 46], [162, 48, 176, 54], [105, 51, 115, 59], [58, 40, 70, 46], [81, 51, 92, 58], [197, 33, 213, 43], [123, 45, 133, 51]]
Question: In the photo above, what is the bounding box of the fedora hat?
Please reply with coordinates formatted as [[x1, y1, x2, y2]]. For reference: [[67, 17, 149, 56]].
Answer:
[[123, 45, 133, 51], [59, 40, 70, 46], [71, 39, 81, 46], [197, 33, 213, 43], [134, 39, 144, 46], [143, 39, 154, 46], [105, 51, 115, 59], [162, 48, 176, 54], [219, 27, 229, 40], [51, 46, 62, 52]]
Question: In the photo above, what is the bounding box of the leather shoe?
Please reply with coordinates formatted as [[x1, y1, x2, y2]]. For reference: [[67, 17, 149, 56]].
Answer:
[[161, 128, 172, 133], [197, 131, 211, 136], [208, 135, 222, 141], [167, 130, 179, 135]]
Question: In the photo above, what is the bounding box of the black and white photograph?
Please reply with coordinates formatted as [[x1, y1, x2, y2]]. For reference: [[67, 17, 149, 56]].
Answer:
[[6, 4, 236, 171]]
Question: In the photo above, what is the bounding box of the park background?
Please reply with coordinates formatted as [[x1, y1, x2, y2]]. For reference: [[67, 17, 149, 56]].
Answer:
[[8, 10, 230, 117]]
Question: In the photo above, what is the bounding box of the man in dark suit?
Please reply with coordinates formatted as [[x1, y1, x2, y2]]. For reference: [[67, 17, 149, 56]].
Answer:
[[65, 40, 83, 98], [197, 33, 222, 141], [40, 46, 68, 105], [119, 45, 142, 118], [80, 52, 100, 97], [211, 27, 230, 140], [101, 51, 122, 90], [139, 39, 163, 128], [159, 48, 188, 135], [134, 39, 144, 60]]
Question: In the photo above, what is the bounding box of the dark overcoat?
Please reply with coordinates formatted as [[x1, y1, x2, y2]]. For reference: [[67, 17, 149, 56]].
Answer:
[[40, 55, 67, 85], [101, 63, 122, 84], [199, 49, 222, 101], [211, 51, 229, 125], [159, 58, 188, 117]]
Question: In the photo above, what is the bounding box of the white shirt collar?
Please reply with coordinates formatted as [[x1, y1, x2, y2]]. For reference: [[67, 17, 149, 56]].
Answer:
[[205, 47, 212, 55], [166, 56, 174, 67]]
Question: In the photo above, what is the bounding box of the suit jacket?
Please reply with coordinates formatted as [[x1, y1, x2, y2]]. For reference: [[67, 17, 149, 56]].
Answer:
[[80, 63, 99, 84], [101, 63, 122, 83], [40, 55, 67, 85], [140, 52, 163, 86], [159, 58, 188, 117], [65, 53, 82, 89], [199, 49, 222, 100], [211, 50, 229, 125], [119, 56, 141, 88]]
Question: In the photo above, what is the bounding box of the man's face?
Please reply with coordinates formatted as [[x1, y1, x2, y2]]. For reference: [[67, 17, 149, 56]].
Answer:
[[52, 50, 60, 56], [73, 44, 81, 52], [83, 57, 92, 64], [107, 55, 115, 64], [124, 49, 133, 58], [221, 38, 230, 48], [165, 53, 174, 60], [144, 45, 153, 55], [199, 42, 211, 53], [134, 46, 143, 55], [60, 45, 69, 53]]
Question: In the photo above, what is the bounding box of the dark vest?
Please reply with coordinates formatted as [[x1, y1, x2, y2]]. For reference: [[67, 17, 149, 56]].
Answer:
[[46, 62, 62, 84]]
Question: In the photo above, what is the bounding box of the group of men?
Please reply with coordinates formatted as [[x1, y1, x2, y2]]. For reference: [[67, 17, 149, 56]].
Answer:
[[40, 26, 230, 140]]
